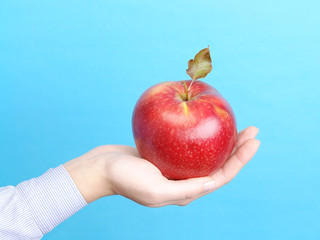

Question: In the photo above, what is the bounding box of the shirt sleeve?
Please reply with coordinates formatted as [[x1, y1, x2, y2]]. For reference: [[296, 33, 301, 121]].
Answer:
[[0, 165, 87, 240]]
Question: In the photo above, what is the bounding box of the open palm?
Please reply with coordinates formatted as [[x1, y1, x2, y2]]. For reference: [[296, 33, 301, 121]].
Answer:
[[96, 126, 260, 207]]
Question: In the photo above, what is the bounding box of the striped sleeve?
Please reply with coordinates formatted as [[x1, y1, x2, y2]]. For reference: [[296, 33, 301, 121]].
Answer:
[[0, 165, 87, 239]]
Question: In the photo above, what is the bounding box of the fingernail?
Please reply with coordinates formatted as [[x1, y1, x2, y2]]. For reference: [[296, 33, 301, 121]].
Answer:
[[203, 181, 216, 192]]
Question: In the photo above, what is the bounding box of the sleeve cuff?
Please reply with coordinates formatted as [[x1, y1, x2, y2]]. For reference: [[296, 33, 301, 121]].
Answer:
[[16, 165, 87, 234]]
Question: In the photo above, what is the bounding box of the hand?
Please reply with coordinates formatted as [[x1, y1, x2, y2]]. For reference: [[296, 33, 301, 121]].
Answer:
[[63, 126, 260, 207]]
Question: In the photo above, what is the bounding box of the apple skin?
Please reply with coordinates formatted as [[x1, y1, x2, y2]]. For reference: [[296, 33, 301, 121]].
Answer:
[[132, 80, 237, 180]]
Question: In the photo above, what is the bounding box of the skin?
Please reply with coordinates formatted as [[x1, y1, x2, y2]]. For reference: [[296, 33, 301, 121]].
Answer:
[[63, 126, 260, 207]]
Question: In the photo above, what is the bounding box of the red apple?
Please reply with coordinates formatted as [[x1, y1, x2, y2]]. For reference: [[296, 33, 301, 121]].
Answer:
[[132, 80, 237, 180], [132, 47, 237, 180]]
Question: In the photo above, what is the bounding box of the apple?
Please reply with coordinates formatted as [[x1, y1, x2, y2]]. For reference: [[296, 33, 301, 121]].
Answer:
[[132, 47, 237, 180]]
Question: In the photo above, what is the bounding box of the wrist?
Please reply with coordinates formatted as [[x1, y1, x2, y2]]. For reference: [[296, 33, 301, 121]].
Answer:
[[63, 150, 115, 203]]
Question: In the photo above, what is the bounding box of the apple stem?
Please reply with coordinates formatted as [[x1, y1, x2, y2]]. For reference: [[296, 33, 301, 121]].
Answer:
[[187, 78, 195, 92], [182, 81, 189, 101]]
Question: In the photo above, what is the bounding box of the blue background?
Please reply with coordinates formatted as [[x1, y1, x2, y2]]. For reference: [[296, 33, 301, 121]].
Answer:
[[1, 1, 319, 239]]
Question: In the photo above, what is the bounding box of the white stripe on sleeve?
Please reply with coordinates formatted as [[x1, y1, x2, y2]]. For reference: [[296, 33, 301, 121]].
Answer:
[[0, 165, 87, 239]]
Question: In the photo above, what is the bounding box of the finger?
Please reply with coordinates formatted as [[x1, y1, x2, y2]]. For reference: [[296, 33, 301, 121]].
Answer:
[[231, 126, 259, 155], [153, 179, 219, 207], [212, 139, 260, 187], [150, 136, 261, 207], [160, 176, 217, 203], [145, 177, 217, 207]]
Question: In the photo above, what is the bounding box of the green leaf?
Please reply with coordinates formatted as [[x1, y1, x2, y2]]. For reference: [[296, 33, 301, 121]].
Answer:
[[186, 47, 212, 80]]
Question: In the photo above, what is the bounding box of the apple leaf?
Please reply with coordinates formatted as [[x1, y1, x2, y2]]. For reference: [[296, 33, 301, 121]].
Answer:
[[186, 47, 212, 80]]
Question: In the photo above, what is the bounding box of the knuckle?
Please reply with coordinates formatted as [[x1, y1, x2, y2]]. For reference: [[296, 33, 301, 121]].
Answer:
[[235, 148, 247, 164], [220, 169, 232, 185], [225, 178, 232, 184], [184, 191, 194, 200], [224, 174, 232, 184]]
